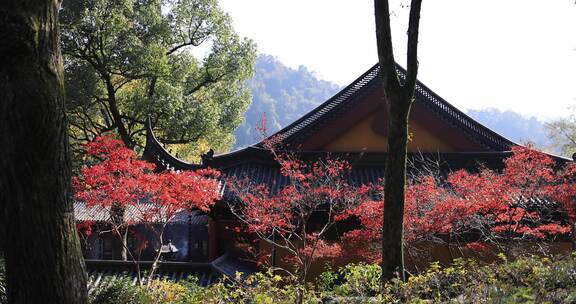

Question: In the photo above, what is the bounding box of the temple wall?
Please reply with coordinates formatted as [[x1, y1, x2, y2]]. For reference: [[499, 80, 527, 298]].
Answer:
[[258, 240, 573, 281], [322, 113, 455, 152], [81, 222, 209, 262]]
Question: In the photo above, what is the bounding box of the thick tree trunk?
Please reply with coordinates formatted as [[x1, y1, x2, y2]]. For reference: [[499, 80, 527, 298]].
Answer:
[[382, 93, 411, 281], [0, 1, 88, 303]]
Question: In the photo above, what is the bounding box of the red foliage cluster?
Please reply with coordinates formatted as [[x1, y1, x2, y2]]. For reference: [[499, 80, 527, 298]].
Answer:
[[228, 152, 370, 281], [550, 162, 576, 223], [75, 134, 575, 276], [339, 146, 575, 263], [73, 135, 221, 274], [230, 144, 576, 273], [74, 135, 221, 225], [76, 220, 93, 237]]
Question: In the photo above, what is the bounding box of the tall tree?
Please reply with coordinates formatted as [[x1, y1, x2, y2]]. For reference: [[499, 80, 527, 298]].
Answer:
[[546, 114, 576, 157], [0, 0, 88, 303], [60, 0, 256, 155], [374, 0, 423, 281]]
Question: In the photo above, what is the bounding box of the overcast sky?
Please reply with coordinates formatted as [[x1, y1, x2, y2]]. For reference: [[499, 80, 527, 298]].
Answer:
[[219, 0, 576, 120]]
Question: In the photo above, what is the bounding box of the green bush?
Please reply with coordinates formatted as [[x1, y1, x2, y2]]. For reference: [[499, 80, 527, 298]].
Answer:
[[85, 254, 576, 303], [313, 254, 576, 303], [89, 277, 151, 304], [380, 254, 576, 303], [385, 258, 475, 302], [332, 263, 381, 298], [227, 270, 321, 304]]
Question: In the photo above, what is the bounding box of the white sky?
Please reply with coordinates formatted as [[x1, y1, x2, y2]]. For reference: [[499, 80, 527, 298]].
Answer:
[[219, 0, 576, 121]]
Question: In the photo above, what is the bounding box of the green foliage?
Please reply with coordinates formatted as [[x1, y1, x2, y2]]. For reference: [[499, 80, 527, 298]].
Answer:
[[315, 255, 576, 303], [60, 0, 256, 158], [239, 270, 321, 304], [89, 277, 150, 304], [382, 255, 576, 303], [234, 55, 340, 148], [331, 263, 381, 298], [382, 259, 475, 302], [315, 264, 339, 296], [86, 255, 576, 303]]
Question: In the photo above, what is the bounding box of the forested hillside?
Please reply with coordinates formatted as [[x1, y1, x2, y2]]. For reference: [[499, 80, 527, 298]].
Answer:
[[467, 108, 552, 151], [234, 55, 340, 148]]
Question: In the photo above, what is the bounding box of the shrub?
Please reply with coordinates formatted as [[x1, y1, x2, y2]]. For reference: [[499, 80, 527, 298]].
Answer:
[[146, 280, 190, 303], [86, 254, 576, 303], [315, 254, 576, 303], [332, 263, 381, 298], [384, 254, 576, 303], [175, 279, 232, 304], [89, 277, 150, 304]]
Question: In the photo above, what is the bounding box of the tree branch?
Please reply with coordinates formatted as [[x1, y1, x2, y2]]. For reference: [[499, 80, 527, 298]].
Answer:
[[186, 69, 226, 96], [404, 0, 423, 96], [374, 0, 401, 93]]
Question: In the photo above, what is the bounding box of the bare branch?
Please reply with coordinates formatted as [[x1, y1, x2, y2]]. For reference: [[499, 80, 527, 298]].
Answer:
[[404, 0, 423, 95]]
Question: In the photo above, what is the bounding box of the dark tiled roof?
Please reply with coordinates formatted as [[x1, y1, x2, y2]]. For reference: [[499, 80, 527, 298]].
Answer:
[[142, 64, 572, 177], [268, 64, 380, 145], [261, 64, 515, 151], [143, 117, 202, 172], [85, 255, 259, 289], [75, 202, 209, 225], [211, 253, 259, 281], [217, 150, 518, 199], [85, 260, 220, 288]]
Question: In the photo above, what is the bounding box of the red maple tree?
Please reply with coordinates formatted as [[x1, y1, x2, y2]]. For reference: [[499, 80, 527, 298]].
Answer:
[[227, 150, 371, 285], [548, 161, 576, 249], [340, 146, 573, 264], [74, 135, 220, 283]]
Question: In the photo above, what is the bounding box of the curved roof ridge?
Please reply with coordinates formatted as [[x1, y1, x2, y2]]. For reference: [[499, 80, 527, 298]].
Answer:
[[143, 118, 202, 171], [259, 63, 516, 151]]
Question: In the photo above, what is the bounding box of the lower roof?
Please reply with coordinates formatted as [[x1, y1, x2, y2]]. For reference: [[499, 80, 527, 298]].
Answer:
[[85, 253, 258, 289], [74, 202, 209, 225], [86, 260, 220, 288], [214, 148, 515, 200]]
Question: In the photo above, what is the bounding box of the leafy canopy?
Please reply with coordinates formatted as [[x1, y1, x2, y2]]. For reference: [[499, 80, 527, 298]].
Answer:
[[61, 0, 256, 157]]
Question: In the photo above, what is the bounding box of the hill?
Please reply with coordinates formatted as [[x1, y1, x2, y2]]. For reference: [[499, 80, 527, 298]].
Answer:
[[467, 108, 552, 151], [234, 55, 340, 148]]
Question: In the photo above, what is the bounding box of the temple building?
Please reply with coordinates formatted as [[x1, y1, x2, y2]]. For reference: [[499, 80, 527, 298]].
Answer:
[[79, 63, 568, 285]]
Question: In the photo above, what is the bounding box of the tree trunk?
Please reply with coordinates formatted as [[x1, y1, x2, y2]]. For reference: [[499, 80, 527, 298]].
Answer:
[[105, 80, 133, 148], [374, 0, 422, 283], [110, 204, 128, 260], [571, 222, 576, 251], [382, 93, 411, 281], [0, 1, 88, 303]]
